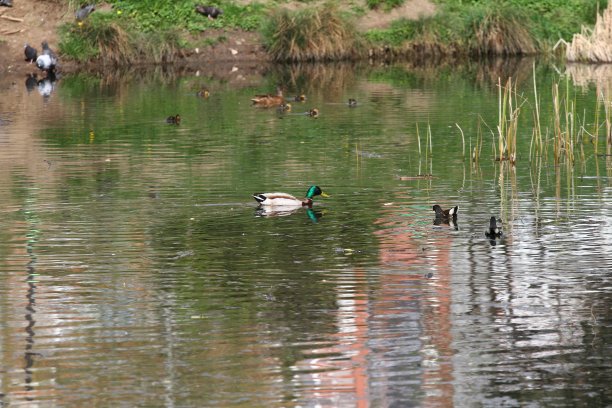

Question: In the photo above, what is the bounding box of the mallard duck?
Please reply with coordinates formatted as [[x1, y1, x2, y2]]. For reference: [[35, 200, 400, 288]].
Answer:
[[277, 102, 291, 113], [307, 108, 319, 118], [485, 216, 502, 238], [195, 5, 223, 19], [36, 41, 58, 73], [24, 44, 37, 63], [348, 98, 357, 107], [432, 204, 458, 219], [253, 185, 329, 208], [76, 4, 95, 21], [251, 87, 284, 107], [166, 114, 181, 124]]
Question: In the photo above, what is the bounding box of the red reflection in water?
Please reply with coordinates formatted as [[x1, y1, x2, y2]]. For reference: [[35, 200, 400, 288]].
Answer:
[[293, 198, 455, 407]]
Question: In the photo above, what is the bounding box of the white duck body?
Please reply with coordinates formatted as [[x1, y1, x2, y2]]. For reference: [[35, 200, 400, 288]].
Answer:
[[253, 192, 306, 207]]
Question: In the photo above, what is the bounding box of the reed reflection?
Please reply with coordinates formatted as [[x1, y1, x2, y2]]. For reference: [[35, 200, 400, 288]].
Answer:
[[23, 195, 41, 401]]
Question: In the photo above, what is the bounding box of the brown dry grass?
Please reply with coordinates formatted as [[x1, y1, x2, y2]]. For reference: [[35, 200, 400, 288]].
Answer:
[[262, 3, 363, 62], [566, 2, 612, 62]]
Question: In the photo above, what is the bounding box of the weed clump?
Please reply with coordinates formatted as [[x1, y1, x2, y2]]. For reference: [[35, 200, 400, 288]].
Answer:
[[262, 3, 363, 62], [59, 14, 183, 65]]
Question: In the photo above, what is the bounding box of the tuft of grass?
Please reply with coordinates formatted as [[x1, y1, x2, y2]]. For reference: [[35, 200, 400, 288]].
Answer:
[[59, 13, 183, 65], [367, 0, 405, 11], [467, 5, 536, 55], [261, 3, 363, 62], [366, 3, 536, 56]]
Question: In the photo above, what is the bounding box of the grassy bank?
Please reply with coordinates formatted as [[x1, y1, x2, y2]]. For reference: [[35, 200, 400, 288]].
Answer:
[[366, 0, 606, 57], [57, 0, 608, 64]]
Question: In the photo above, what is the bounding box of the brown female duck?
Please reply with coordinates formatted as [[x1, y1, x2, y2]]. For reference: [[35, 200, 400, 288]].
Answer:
[[251, 87, 284, 107]]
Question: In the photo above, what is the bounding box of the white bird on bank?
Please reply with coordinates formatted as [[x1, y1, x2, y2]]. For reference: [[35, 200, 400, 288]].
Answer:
[[36, 41, 58, 73]]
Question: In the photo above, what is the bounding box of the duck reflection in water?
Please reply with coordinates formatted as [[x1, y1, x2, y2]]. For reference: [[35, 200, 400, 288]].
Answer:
[[485, 216, 503, 245], [25, 74, 38, 93], [433, 215, 458, 230], [432, 204, 458, 230], [254, 207, 324, 223], [27, 71, 57, 98]]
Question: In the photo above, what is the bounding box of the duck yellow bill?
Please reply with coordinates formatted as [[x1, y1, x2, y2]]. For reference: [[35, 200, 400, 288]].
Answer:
[[321, 192, 330, 197]]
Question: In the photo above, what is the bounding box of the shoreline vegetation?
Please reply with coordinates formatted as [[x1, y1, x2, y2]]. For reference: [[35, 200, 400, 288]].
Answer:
[[53, 0, 607, 67]]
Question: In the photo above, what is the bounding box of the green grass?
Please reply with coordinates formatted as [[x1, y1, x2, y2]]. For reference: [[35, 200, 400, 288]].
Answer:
[[59, 0, 266, 64], [367, 0, 405, 11], [365, 0, 607, 55], [57, 0, 610, 63], [107, 0, 266, 33], [59, 13, 183, 64]]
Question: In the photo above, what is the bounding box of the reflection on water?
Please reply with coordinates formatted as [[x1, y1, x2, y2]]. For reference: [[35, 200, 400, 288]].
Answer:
[[0, 60, 611, 407]]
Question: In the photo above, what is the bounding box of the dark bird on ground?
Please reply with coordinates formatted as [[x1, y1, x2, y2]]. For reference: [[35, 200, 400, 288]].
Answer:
[[36, 41, 58, 73], [485, 216, 503, 238], [432, 204, 458, 219], [195, 5, 223, 19], [0, 0, 13, 7], [76, 4, 96, 21], [24, 44, 37, 63], [166, 114, 181, 125]]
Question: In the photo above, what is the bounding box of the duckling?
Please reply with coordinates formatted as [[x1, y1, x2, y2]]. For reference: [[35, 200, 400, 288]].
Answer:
[[251, 86, 284, 107], [292, 94, 306, 102], [307, 108, 319, 118], [196, 88, 210, 98], [253, 185, 329, 208], [277, 102, 292, 113], [348, 98, 357, 107], [485, 217, 503, 238], [24, 44, 37, 63], [432, 204, 458, 219], [166, 114, 181, 125]]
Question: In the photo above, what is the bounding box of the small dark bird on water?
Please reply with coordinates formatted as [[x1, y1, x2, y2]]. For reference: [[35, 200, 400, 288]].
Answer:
[[36, 41, 58, 73], [76, 4, 96, 21], [348, 98, 358, 107], [432, 204, 458, 219], [166, 114, 181, 125], [485, 216, 503, 238], [24, 44, 38, 63], [195, 5, 223, 19]]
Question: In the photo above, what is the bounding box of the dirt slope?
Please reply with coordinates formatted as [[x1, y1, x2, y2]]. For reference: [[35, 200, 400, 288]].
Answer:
[[0, 0, 436, 77]]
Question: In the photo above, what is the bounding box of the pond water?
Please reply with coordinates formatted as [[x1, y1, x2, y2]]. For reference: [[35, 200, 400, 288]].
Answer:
[[0, 59, 611, 407]]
